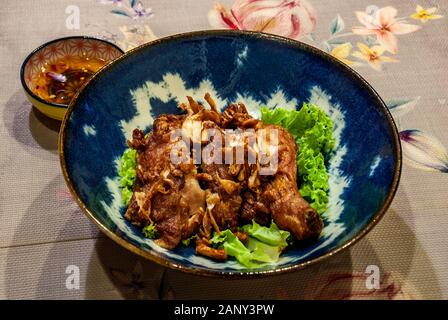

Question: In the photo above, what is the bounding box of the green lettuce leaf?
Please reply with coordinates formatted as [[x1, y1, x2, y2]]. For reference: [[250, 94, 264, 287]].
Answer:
[[121, 187, 134, 207], [118, 148, 137, 205], [246, 237, 282, 263], [216, 230, 265, 268], [241, 220, 290, 248], [181, 235, 197, 247], [211, 221, 291, 268], [142, 223, 158, 239], [210, 230, 228, 248]]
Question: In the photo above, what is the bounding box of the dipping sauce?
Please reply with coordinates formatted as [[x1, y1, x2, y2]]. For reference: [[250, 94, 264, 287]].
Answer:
[[33, 56, 107, 105]]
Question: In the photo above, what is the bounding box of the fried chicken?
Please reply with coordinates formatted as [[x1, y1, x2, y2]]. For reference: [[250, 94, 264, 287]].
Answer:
[[124, 94, 324, 256], [124, 114, 205, 249]]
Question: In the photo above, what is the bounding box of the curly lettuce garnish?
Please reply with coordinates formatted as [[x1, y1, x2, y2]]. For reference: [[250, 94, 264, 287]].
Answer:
[[181, 234, 197, 246], [142, 223, 158, 239], [118, 148, 137, 205], [261, 103, 335, 213], [211, 220, 291, 268]]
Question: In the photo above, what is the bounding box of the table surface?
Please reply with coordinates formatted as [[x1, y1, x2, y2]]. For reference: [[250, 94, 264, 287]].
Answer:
[[1, 0, 447, 299]]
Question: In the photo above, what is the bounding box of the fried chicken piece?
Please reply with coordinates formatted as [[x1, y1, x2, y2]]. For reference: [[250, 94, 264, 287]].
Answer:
[[125, 114, 206, 249], [264, 124, 323, 240], [263, 175, 323, 240], [224, 105, 324, 240]]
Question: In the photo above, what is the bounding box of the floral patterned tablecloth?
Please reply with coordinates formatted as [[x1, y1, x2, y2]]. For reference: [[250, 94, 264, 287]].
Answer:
[[1, 0, 447, 299]]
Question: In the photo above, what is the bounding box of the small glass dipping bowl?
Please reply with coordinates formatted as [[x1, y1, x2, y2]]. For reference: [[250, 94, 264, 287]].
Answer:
[[20, 36, 124, 121]]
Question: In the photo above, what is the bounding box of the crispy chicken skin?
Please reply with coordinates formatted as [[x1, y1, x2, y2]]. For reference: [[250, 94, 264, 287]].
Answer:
[[124, 94, 323, 255]]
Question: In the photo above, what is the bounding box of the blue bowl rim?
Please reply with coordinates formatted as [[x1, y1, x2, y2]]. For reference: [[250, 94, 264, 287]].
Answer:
[[59, 30, 402, 278], [19, 35, 125, 109]]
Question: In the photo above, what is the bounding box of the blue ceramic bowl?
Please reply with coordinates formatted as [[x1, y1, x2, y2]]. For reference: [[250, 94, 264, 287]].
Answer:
[[59, 30, 401, 277]]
